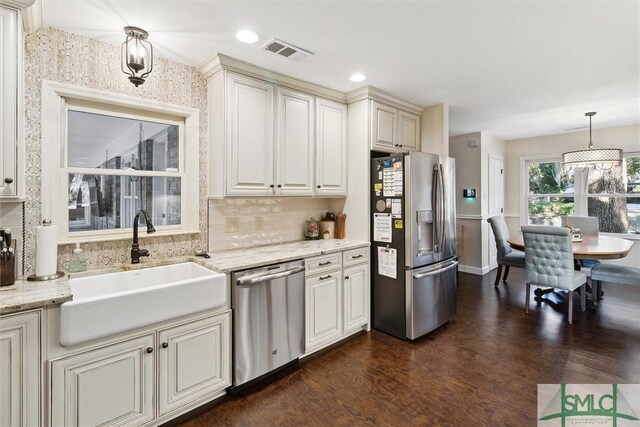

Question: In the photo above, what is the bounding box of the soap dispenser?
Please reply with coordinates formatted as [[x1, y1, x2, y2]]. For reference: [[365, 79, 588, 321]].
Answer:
[[68, 242, 87, 273]]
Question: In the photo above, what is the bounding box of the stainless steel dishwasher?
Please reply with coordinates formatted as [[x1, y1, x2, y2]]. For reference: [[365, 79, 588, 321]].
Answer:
[[231, 259, 305, 390]]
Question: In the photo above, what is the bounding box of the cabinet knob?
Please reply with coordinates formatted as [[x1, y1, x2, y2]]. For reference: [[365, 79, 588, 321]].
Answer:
[[4, 177, 13, 184], [345, 276, 350, 280], [146, 347, 153, 353], [162, 342, 169, 348], [269, 184, 275, 188], [317, 185, 321, 189]]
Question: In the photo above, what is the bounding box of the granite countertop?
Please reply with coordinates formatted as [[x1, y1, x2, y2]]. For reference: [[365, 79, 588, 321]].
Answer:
[[0, 277, 72, 315], [0, 239, 369, 316], [200, 238, 370, 273]]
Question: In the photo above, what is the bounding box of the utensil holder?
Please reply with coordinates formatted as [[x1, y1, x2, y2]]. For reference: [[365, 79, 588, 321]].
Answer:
[[0, 239, 17, 286]]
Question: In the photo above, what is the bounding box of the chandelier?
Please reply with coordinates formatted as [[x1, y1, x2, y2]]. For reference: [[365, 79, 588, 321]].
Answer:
[[562, 112, 622, 170], [121, 26, 153, 87]]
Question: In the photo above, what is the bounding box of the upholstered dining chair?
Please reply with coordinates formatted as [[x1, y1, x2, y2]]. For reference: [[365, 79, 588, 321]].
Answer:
[[521, 225, 587, 324], [487, 216, 526, 287], [561, 215, 601, 270]]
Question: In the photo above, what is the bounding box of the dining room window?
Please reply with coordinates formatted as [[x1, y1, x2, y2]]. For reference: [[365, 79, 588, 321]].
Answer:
[[525, 159, 575, 226], [524, 154, 640, 235]]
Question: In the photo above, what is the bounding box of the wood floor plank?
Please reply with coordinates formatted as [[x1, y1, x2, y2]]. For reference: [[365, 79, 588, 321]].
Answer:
[[171, 269, 640, 426]]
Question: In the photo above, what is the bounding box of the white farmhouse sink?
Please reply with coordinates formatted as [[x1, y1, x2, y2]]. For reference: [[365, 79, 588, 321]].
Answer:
[[60, 262, 226, 347]]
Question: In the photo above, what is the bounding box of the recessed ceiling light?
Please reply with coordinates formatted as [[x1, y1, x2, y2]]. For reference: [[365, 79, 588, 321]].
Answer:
[[236, 30, 260, 44], [349, 73, 367, 82]]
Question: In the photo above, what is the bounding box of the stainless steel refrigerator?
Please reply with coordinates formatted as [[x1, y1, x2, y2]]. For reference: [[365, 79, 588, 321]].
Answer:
[[371, 152, 457, 340]]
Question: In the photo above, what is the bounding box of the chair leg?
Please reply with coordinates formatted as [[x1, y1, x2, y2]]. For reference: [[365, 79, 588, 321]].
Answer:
[[503, 266, 510, 281], [581, 284, 586, 312], [568, 290, 574, 324], [525, 282, 531, 313], [494, 265, 503, 287]]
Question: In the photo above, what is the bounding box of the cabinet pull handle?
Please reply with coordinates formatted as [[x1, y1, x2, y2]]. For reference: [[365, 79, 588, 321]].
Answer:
[[319, 275, 332, 280], [345, 276, 350, 280], [4, 177, 13, 184], [146, 347, 153, 353], [318, 261, 331, 266], [162, 342, 169, 348], [351, 254, 364, 259]]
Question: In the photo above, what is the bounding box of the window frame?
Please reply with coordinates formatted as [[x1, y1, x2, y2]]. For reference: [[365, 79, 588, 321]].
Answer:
[[41, 81, 200, 243], [520, 152, 640, 239]]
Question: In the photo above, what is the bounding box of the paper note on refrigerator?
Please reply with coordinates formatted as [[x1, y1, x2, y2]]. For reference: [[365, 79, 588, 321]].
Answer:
[[378, 247, 397, 279], [373, 213, 392, 243]]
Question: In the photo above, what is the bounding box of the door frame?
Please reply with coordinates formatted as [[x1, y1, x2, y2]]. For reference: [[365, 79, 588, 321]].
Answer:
[[488, 154, 504, 270]]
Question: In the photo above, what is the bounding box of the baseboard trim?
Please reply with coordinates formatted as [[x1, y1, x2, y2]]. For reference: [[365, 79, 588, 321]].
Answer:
[[458, 264, 492, 276]]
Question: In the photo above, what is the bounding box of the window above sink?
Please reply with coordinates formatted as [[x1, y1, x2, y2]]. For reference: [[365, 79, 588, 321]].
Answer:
[[41, 81, 200, 243]]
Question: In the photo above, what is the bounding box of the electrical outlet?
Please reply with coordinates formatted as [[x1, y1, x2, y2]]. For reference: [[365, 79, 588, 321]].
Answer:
[[225, 217, 240, 233], [255, 216, 264, 231]]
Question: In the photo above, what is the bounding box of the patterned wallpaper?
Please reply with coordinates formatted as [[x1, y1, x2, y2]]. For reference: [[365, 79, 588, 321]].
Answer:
[[22, 27, 208, 273]]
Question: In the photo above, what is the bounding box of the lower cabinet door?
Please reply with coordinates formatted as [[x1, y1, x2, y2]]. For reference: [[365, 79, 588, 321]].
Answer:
[[0, 311, 40, 427], [343, 264, 369, 333], [306, 271, 342, 350], [50, 334, 155, 427], [158, 312, 231, 416]]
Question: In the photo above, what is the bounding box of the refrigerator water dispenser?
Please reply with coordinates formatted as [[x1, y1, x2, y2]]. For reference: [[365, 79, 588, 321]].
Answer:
[[416, 209, 433, 253]]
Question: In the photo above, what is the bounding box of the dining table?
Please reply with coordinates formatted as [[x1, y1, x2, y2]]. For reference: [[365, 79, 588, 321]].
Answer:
[[507, 233, 634, 306]]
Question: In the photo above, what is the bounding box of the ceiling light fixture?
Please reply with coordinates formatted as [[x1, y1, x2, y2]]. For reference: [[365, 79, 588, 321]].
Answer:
[[562, 112, 622, 171], [121, 26, 153, 87], [236, 30, 260, 44], [349, 73, 367, 82]]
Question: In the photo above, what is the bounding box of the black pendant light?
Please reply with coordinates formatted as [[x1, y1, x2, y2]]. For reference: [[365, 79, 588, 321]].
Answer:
[[121, 26, 154, 87]]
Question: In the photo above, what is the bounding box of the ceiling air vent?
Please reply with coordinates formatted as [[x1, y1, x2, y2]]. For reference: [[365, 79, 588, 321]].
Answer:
[[262, 38, 313, 62]]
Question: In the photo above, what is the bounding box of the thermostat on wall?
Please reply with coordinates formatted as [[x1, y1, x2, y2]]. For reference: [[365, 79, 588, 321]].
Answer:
[[463, 189, 476, 198]]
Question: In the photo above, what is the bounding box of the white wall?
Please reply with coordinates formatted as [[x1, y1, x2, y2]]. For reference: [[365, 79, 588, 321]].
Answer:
[[504, 124, 640, 268], [421, 103, 449, 156], [449, 132, 505, 274]]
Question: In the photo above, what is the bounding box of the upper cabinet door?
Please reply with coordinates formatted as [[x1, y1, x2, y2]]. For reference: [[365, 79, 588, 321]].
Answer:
[[275, 88, 314, 196], [397, 110, 421, 151], [370, 101, 397, 152], [225, 73, 275, 195], [0, 7, 18, 197], [315, 98, 347, 196]]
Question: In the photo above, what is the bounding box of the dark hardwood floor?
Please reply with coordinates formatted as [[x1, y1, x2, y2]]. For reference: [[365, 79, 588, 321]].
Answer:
[[175, 269, 640, 426]]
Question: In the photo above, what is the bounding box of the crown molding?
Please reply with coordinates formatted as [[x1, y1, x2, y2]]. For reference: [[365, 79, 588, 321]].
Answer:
[[346, 85, 423, 114], [199, 53, 346, 103]]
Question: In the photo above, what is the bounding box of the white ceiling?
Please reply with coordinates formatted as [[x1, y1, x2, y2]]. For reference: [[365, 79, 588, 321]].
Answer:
[[41, 0, 640, 141]]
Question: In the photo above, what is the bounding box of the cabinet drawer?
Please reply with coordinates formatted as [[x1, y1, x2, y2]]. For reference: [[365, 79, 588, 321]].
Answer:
[[343, 247, 369, 266], [305, 253, 342, 276]]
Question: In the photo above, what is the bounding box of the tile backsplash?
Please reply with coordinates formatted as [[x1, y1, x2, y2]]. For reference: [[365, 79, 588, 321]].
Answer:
[[21, 27, 208, 273], [208, 198, 345, 252]]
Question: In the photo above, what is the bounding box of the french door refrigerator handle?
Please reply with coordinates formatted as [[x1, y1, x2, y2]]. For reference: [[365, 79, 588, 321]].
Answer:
[[413, 261, 458, 279], [432, 164, 445, 252], [236, 266, 306, 285]]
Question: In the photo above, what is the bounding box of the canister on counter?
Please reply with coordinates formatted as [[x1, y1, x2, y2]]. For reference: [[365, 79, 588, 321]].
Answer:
[[320, 212, 335, 239], [304, 217, 320, 240], [335, 212, 346, 239]]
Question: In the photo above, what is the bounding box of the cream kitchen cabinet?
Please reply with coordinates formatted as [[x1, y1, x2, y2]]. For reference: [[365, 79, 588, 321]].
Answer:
[[275, 87, 315, 196], [304, 247, 369, 355], [49, 310, 231, 427], [204, 55, 348, 198], [343, 263, 369, 334], [0, 310, 40, 427], [0, 5, 22, 198], [315, 98, 348, 196], [370, 100, 421, 153], [225, 73, 275, 196], [50, 334, 156, 427], [305, 269, 343, 351], [158, 313, 230, 416]]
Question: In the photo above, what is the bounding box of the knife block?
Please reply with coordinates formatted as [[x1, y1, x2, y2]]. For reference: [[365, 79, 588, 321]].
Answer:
[[0, 239, 17, 286]]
